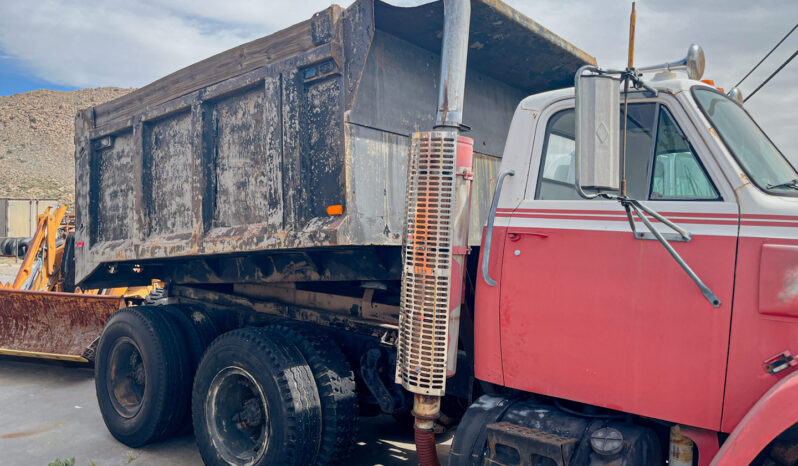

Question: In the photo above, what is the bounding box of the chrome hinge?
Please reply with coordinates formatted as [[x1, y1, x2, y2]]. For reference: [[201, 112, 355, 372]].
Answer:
[[764, 351, 797, 375]]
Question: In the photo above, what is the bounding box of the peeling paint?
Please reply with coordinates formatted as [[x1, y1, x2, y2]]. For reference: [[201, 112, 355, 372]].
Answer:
[[778, 267, 798, 303]]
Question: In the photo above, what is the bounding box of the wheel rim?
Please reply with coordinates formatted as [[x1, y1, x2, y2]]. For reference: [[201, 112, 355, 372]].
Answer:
[[106, 337, 146, 418], [206, 366, 270, 465]]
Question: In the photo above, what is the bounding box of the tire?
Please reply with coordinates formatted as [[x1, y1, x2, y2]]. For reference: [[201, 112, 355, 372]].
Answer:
[[182, 305, 220, 351], [60, 235, 76, 292], [449, 394, 512, 466], [161, 305, 220, 435], [94, 306, 191, 447], [162, 306, 204, 372], [162, 305, 220, 371], [265, 325, 359, 465], [192, 327, 322, 466]]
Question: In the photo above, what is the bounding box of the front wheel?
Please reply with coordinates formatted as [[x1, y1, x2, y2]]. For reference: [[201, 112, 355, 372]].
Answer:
[[192, 327, 322, 466]]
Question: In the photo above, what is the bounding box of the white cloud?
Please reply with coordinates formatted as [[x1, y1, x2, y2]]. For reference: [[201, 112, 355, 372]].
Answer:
[[501, 0, 798, 163], [631, 2, 797, 162], [0, 0, 795, 161], [136, 0, 335, 29], [0, 0, 278, 88]]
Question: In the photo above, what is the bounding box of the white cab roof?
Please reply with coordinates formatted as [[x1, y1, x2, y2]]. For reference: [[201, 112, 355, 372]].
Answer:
[[518, 78, 716, 111]]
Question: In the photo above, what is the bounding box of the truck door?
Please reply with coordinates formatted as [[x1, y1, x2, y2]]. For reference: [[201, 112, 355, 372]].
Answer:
[[498, 98, 739, 430]]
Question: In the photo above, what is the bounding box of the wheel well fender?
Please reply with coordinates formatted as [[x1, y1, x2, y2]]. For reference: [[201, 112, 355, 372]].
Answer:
[[712, 370, 798, 465]]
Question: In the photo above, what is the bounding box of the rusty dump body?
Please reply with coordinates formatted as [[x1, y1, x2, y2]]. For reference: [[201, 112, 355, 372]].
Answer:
[[74, 0, 593, 288]]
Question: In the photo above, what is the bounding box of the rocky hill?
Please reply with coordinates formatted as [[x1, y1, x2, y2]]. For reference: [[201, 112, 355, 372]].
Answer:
[[0, 87, 135, 206]]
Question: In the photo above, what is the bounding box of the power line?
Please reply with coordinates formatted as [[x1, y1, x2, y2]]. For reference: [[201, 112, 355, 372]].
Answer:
[[735, 22, 797, 88], [744, 49, 798, 102]]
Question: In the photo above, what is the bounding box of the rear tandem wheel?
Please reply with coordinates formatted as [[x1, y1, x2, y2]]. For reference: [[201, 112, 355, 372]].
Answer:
[[94, 306, 193, 447], [265, 324, 359, 465], [191, 327, 323, 466]]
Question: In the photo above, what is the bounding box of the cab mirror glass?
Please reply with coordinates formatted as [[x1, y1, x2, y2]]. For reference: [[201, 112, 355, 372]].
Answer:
[[576, 73, 621, 192]]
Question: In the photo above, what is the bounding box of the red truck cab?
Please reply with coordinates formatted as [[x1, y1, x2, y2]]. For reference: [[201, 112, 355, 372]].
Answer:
[[470, 77, 798, 465]]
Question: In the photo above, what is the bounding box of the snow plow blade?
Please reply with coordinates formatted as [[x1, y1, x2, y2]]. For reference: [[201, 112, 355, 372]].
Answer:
[[0, 288, 123, 362]]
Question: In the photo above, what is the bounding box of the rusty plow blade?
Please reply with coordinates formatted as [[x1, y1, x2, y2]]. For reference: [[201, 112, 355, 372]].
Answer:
[[0, 289, 123, 363]]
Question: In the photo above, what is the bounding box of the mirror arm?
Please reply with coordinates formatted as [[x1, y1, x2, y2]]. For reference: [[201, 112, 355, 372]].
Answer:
[[634, 78, 659, 97], [623, 199, 720, 307], [631, 200, 691, 240], [625, 70, 659, 96], [594, 68, 659, 97], [623, 202, 639, 236]]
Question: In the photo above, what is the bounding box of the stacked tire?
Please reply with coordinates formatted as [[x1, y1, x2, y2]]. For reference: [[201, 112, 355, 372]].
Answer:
[[95, 307, 358, 465]]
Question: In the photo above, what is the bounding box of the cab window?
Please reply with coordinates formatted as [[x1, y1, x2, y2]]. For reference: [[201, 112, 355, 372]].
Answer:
[[650, 107, 718, 200], [536, 110, 579, 200], [694, 87, 797, 196], [536, 103, 718, 201]]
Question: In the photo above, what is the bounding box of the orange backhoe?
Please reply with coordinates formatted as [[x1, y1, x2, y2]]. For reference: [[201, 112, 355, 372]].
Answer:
[[0, 205, 156, 362]]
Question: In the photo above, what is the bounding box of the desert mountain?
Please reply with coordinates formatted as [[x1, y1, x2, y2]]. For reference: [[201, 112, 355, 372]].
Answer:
[[0, 87, 134, 206]]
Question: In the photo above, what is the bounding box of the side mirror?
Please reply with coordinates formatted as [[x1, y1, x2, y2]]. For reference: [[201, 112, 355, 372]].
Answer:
[[575, 69, 620, 196]]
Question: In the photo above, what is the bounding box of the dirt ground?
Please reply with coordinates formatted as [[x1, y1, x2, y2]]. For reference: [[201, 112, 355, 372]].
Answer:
[[0, 356, 453, 465]]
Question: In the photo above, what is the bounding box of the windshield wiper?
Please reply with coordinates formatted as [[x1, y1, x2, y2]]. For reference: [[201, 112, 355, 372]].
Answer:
[[767, 179, 798, 190]]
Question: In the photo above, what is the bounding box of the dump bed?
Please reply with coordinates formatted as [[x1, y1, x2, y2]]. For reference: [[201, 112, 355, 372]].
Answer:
[[74, 0, 593, 286]]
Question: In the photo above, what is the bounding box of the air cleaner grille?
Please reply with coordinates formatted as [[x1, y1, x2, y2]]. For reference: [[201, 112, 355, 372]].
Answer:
[[396, 131, 457, 396]]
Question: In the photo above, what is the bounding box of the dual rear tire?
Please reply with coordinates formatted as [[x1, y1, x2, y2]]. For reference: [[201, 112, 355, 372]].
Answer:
[[95, 307, 358, 465], [192, 327, 321, 465], [94, 306, 195, 446], [191, 325, 359, 465]]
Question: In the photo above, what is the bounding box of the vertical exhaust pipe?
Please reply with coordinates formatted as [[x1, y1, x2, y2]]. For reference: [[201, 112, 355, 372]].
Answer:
[[397, 1, 472, 465], [435, 0, 471, 130]]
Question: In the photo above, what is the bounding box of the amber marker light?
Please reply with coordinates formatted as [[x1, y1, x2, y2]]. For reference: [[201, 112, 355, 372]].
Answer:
[[326, 205, 343, 215]]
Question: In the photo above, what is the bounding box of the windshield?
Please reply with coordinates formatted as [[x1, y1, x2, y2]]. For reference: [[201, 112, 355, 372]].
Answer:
[[692, 87, 798, 196]]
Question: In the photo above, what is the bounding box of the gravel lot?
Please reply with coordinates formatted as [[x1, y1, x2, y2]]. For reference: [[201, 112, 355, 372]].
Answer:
[[0, 356, 452, 465]]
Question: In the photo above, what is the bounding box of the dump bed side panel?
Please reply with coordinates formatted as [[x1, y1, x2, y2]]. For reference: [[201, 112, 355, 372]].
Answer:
[[75, 42, 347, 284]]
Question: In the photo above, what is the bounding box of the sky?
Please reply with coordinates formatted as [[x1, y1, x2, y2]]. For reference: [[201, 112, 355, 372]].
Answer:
[[0, 0, 795, 162]]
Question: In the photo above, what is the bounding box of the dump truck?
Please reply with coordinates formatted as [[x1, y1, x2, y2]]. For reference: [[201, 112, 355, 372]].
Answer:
[[68, 0, 798, 465]]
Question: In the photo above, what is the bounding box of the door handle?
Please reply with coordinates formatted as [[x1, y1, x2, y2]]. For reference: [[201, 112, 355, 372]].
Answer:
[[508, 231, 548, 242]]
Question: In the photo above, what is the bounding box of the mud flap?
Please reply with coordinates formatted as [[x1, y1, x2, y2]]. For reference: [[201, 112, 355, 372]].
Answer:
[[0, 288, 123, 362]]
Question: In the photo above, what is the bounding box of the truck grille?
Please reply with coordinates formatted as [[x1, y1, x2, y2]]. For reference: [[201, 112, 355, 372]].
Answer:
[[396, 131, 457, 396]]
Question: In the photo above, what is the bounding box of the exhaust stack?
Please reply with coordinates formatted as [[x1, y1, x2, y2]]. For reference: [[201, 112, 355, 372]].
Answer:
[[435, 0, 471, 130], [396, 1, 473, 464]]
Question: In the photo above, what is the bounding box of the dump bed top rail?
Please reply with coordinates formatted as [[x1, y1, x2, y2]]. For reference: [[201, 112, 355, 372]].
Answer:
[[375, 0, 594, 93], [89, 0, 593, 131]]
